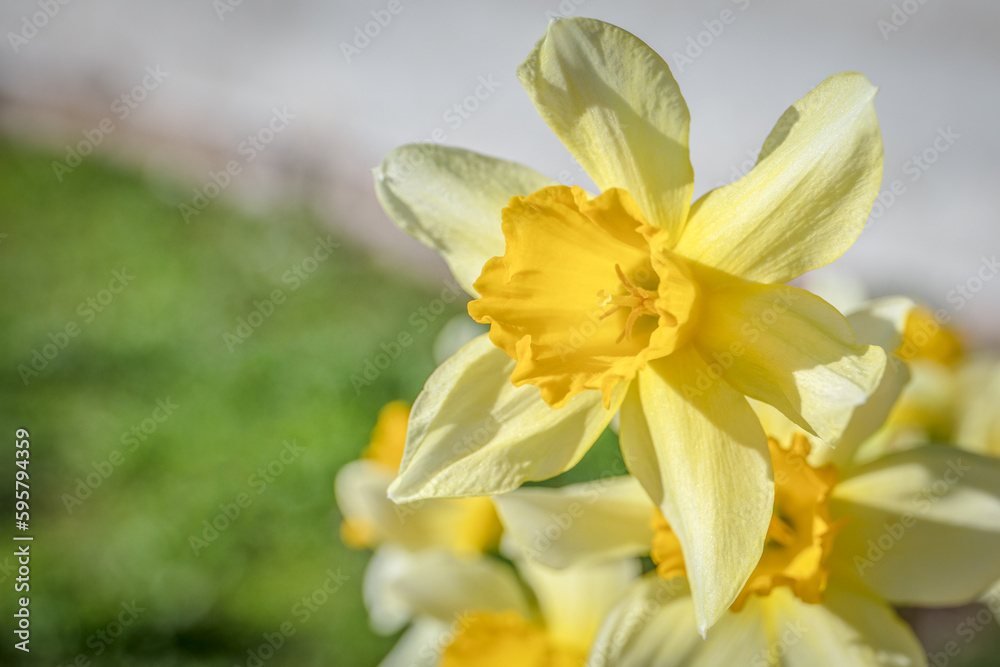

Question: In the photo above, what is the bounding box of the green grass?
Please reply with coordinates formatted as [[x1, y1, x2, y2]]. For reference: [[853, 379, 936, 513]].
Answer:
[[0, 139, 461, 665]]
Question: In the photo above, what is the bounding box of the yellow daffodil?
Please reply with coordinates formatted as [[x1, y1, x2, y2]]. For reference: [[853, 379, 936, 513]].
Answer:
[[335, 401, 502, 633], [375, 551, 637, 667], [374, 17, 886, 630], [953, 355, 1000, 458], [496, 432, 1000, 665]]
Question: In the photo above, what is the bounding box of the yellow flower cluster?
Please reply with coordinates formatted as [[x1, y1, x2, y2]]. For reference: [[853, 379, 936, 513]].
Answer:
[[337, 17, 1000, 666]]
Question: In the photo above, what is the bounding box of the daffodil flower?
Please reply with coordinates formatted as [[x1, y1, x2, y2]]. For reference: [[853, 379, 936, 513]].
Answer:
[[375, 17, 886, 630], [375, 552, 637, 667], [492, 310, 1000, 663], [495, 437, 1000, 665], [335, 402, 502, 633]]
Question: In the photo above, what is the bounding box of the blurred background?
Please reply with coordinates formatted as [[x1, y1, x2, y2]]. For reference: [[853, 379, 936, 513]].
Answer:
[[0, 0, 998, 665]]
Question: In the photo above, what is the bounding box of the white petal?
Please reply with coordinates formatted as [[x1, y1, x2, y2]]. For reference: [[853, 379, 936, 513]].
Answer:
[[374, 145, 554, 296], [378, 617, 451, 667], [619, 348, 772, 633], [518, 557, 640, 653], [517, 17, 693, 236], [390, 335, 623, 501], [493, 476, 654, 569], [832, 446, 1000, 606]]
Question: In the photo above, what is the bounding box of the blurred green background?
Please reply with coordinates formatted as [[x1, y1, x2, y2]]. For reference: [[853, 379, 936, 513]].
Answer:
[[0, 138, 446, 665], [1, 140, 998, 666]]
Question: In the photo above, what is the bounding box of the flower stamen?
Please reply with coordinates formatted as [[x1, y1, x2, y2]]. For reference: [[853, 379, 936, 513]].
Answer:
[[598, 264, 675, 343]]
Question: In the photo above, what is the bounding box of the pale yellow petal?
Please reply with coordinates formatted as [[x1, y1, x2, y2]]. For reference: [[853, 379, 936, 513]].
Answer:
[[493, 476, 654, 569], [368, 547, 530, 630], [587, 575, 774, 667], [379, 618, 451, 667], [846, 296, 915, 352], [374, 144, 554, 296], [591, 578, 923, 667], [956, 356, 1000, 457], [518, 557, 640, 653], [831, 446, 1000, 606], [675, 72, 882, 284], [517, 17, 693, 236], [619, 348, 773, 633], [363, 545, 422, 634], [810, 297, 916, 468], [336, 460, 499, 555], [695, 282, 886, 444], [770, 585, 925, 667], [389, 335, 624, 502]]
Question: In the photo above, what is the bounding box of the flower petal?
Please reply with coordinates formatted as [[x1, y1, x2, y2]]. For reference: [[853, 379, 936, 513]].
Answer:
[[367, 546, 530, 631], [389, 335, 623, 502], [517, 17, 693, 236], [807, 297, 915, 467], [374, 144, 555, 296], [518, 557, 640, 653], [773, 584, 925, 667], [493, 476, 654, 569], [695, 282, 886, 444], [619, 347, 772, 633], [831, 446, 1000, 606], [335, 460, 499, 554], [675, 72, 883, 284], [363, 545, 423, 634], [587, 575, 773, 667], [587, 577, 923, 667], [378, 618, 451, 667], [956, 356, 1000, 457]]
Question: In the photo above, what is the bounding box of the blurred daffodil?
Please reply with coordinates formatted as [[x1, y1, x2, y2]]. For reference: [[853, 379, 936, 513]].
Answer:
[[375, 17, 887, 630], [335, 401, 502, 634], [376, 552, 637, 667], [495, 429, 1000, 665], [337, 401, 501, 556]]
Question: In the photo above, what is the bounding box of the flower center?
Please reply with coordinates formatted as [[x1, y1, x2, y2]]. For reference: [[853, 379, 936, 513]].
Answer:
[[439, 611, 585, 667], [468, 185, 700, 409], [598, 264, 676, 344], [650, 434, 843, 608]]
